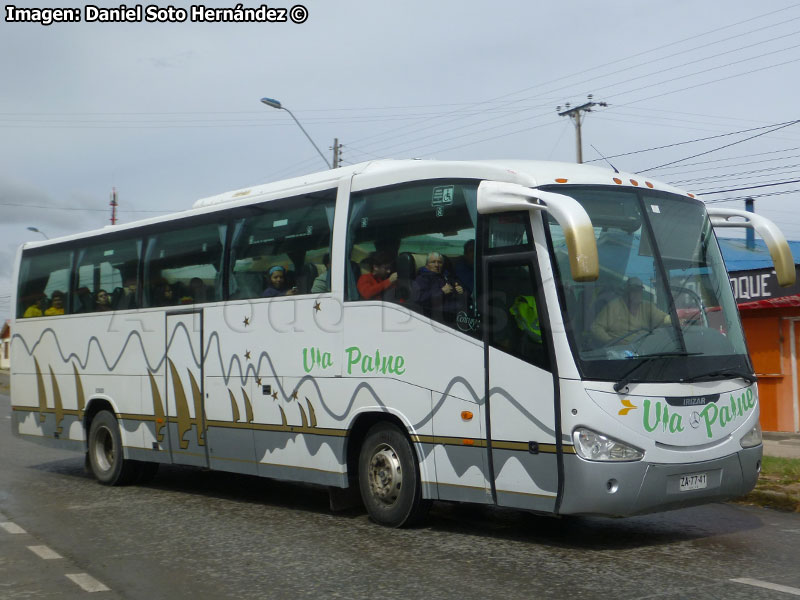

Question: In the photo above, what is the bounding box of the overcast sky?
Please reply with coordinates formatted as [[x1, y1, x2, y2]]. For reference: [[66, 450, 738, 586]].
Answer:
[[2, 0, 799, 320]]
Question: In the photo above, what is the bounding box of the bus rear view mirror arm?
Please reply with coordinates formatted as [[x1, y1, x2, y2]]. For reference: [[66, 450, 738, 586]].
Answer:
[[477, 180, 599, 282], [707, 207, 796, 287]]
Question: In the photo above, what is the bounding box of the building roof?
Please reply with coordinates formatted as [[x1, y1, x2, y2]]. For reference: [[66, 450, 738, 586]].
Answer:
[[718, 237, 800, 273]]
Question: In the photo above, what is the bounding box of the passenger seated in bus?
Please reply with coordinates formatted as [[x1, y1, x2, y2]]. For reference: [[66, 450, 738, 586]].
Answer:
[[44, 291, 65, 316], [357, 251, 398, 300], [22, 292, 47, 318], [75, 287, 94, 313], [311, 254, 331, 293], [262, 266, 297, 297], [590, 277, 670, 345], [152, 281, 175, 306], [95, 289, 112, 312], [113, 275, 138, 310], [188, 277, 209, 303], [411, 251, 466, 320], [453, 240, 475, 294]]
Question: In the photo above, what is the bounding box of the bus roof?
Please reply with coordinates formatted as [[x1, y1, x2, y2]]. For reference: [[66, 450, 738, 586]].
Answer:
[[20, 159, 697, 250]]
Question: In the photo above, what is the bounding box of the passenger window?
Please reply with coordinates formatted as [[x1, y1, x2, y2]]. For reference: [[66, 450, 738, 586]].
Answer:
[[228, 190, 335, 300], [17, 250, 73, 318], [486, 262, 548, 369], [75, 237, 141, 312], [346, 180, 477, 331], [143, 221, 225, 307]]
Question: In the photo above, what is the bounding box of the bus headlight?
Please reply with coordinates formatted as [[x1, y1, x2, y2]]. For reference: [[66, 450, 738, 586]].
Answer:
[[573, 427, 644, 462], [739, 422, 762, 448]]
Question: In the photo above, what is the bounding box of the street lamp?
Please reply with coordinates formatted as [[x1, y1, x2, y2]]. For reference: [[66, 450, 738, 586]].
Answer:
[[260, 97, 332, 169], [27, 226, 49, 239]]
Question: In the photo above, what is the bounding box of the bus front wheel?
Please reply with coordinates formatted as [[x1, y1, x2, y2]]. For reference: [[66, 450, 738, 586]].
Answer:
[[87, 410, 141, 486], [358, 422, 430, 527]]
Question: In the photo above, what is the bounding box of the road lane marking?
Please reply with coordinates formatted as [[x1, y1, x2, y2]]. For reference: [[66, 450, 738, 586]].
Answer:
[[731, 578, 800, 596], [28, 545, 63, 560], [66, 573, 110, 593], [1, 522, 27, 534]]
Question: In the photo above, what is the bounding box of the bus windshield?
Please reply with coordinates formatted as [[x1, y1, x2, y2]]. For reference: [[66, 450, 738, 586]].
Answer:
[[545, 185, 751, 384]]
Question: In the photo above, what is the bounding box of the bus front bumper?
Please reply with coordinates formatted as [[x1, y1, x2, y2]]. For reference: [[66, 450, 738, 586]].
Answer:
[[558, 445, 762, 517]]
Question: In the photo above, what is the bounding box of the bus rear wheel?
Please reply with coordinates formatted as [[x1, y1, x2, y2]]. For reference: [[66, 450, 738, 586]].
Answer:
[[358, 422, 430, 527], [87, 410, 141, 486]]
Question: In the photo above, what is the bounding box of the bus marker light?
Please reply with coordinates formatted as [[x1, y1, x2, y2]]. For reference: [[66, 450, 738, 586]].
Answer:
[[645, 181, 654, 188], [630, 179, 639, 186], [461, 411, 473, 421], [462, 439, 474, 446], [555, 178, 568, 183], [613, 178, 622, 185]]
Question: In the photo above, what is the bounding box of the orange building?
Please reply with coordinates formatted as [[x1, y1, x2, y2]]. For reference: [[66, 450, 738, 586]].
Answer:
[[722, 239, 800, 433]]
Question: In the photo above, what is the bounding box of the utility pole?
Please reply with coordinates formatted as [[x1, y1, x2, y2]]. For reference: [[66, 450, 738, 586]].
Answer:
[[557, 95, 607, 164], [331, 138, 342, 169], [745, 197, 755, 249], [110, 187, 118, 225]]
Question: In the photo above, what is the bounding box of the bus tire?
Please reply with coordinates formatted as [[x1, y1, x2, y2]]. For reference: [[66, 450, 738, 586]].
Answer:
[[87, 410, 140, 486], [358, 422, 430, 527]]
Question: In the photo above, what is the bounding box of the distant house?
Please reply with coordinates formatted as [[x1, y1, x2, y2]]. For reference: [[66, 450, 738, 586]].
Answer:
[[0, 320, 9, 370], [718, 238, 800, 434]]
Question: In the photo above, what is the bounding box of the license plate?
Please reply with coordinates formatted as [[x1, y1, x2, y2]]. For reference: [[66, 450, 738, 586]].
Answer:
[[679, 473, 707, 491]]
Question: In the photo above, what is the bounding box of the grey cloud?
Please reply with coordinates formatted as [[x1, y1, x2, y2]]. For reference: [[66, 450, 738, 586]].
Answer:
[[0, 176, 106, 235]]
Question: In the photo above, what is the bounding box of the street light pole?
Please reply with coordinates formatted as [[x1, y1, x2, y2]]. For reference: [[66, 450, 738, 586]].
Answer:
[[26, 226, 49, 239], [260, 97, 332, 169]]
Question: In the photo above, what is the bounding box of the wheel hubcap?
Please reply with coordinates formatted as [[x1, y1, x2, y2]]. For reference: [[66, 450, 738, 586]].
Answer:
[[367, 443, 402, 506], [93, 426, 114, 472]]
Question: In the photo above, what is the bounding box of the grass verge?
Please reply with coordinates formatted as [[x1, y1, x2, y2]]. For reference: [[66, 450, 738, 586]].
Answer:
[[738, 455, 800, 512]]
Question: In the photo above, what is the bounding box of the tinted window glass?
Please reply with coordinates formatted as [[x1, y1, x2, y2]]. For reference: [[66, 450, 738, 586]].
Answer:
[[143, 221, 226, 307], [75, 237, 140, 312], [346, 180, 477, 331], [228, 190, 335, 299], [17, 250, 73, 318]]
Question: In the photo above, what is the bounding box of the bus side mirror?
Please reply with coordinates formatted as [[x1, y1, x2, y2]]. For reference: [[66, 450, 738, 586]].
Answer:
[[477, 181, 599, 282], [707, 207, 796, 287]]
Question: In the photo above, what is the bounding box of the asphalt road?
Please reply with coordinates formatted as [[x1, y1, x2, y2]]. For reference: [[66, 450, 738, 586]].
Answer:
[[3, 390, 800, 600]]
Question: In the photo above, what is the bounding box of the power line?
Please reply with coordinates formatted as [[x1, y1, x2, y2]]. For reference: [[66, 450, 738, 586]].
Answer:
[[697, 178, 800, 195], [640, 120, 800, 171]]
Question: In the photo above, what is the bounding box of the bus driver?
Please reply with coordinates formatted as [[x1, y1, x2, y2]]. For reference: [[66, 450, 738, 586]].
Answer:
[[590, 277, 670, 345]]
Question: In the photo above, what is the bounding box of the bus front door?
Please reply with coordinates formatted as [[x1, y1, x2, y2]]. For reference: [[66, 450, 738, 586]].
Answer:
[[165, 310, 209, 468], [483, 256, 559, 513]]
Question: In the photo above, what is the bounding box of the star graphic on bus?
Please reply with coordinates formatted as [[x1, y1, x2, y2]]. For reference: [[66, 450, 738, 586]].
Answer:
[[271, 391, 278, 400], [256, 377, 262, 385], [243, 316, 250, 327], [244, 350, 251, 360], [313, 301, 321, 312]]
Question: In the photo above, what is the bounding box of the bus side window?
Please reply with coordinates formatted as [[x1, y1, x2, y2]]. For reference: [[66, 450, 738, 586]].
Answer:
[[143, 221, 224, 307], [227, 190, 335, 300], [345, 180, 478, 333], [75, 236, 141, 313], [17, 251, 73, 318]]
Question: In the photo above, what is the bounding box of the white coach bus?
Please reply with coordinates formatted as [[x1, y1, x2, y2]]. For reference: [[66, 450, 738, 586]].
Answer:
[[10, 160, 795, 527]]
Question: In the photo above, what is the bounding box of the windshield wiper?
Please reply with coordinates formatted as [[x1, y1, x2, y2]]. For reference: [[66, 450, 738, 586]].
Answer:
[[681, 370, 756, 385], [613, 352, 700, 393]]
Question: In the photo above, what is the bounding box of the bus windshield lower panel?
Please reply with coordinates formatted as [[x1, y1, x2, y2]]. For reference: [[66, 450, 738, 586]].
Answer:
[[545, 186, 751, 384]]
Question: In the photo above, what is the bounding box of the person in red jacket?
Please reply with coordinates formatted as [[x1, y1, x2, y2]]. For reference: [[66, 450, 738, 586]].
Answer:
[[357, 251, 398, 300]]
